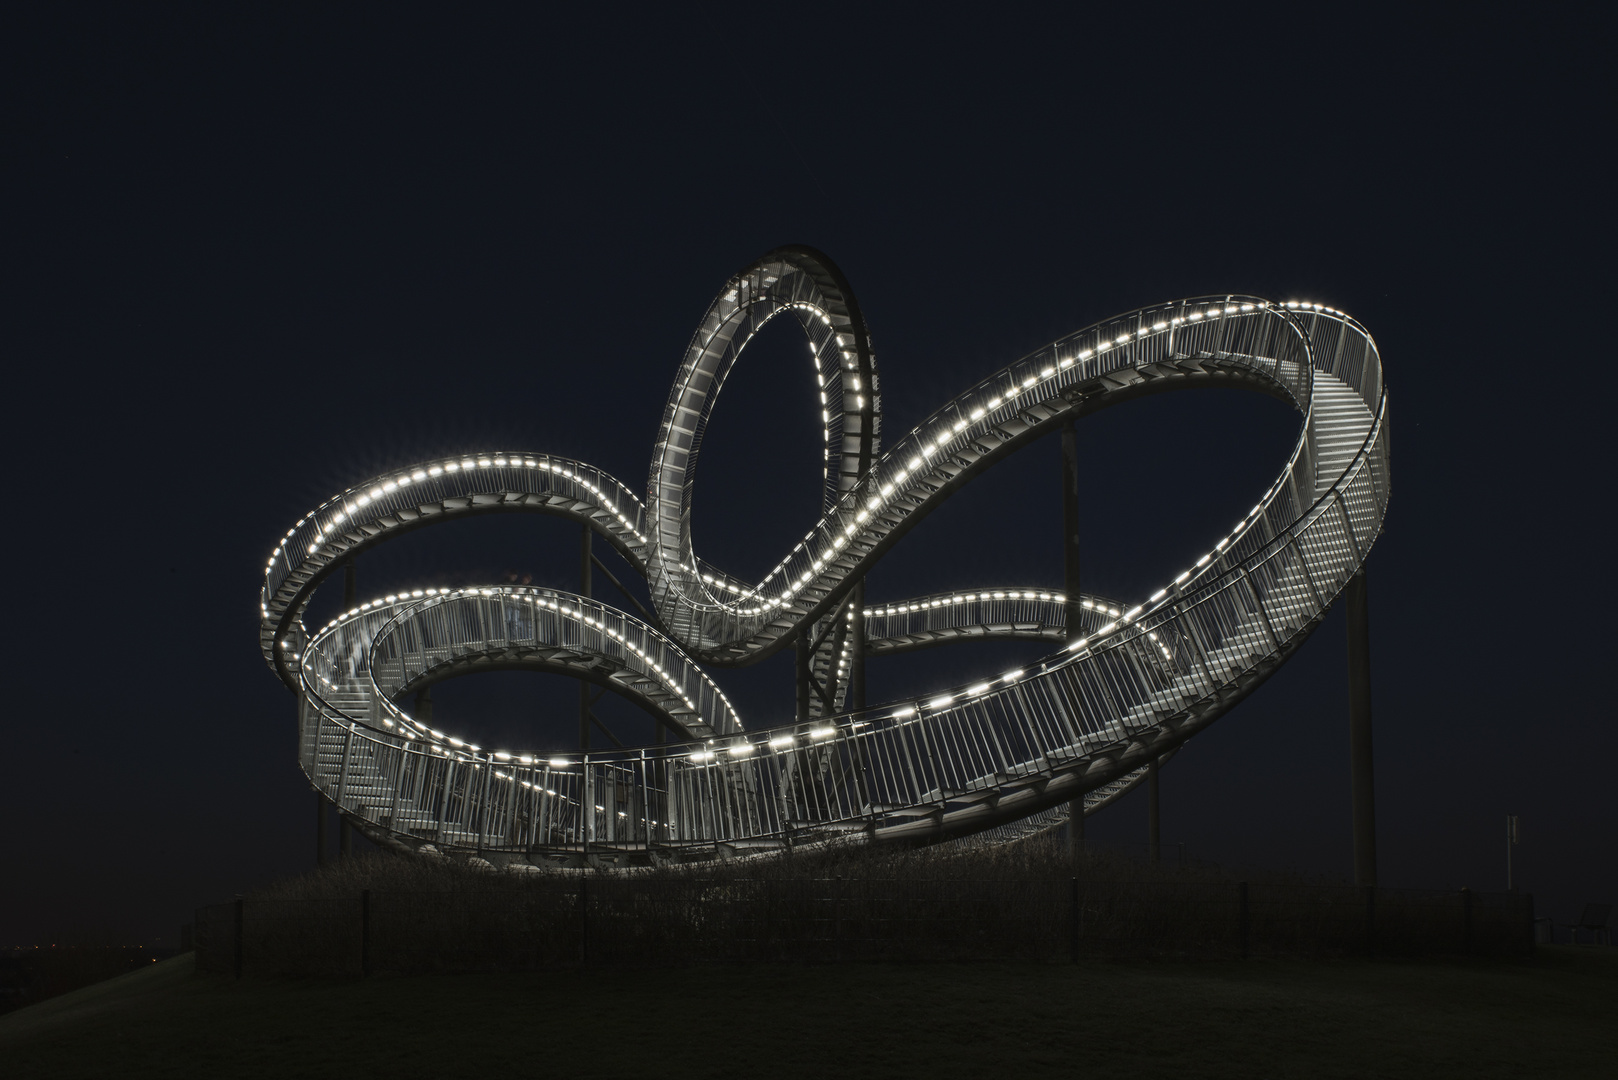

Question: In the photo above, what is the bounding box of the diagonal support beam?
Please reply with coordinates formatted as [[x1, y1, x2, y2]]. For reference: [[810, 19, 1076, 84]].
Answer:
[[590, 551, 657, 625], [590, 712, 625, 748]]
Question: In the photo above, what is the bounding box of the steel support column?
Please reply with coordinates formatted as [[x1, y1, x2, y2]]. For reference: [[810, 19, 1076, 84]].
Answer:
[[580, 525, 592, 752], [1346, 568, 1377, 886], [343, 557, 356, 609], [795, 630, 810, 724], [1062, 420, 1085, 857], [340, 815, 352, 859]]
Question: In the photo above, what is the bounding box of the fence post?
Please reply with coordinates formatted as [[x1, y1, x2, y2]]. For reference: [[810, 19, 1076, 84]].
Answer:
[[1461, 887, 1473, 956], [1069, 877, 1079, 964], [1363, 884, 1375, 958], [579, 878, 588, 966], [361, 889, 371, 977], [233, 898, 244, 980], [1239, 881, 1250, 960]]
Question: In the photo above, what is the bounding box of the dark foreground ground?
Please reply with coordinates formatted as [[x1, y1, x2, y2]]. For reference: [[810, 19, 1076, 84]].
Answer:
[[2, 948, 1613, 1079]]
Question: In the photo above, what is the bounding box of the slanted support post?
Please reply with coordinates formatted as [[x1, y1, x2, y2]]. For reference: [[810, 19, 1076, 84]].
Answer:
[[1346, 568, 1377, 886], [1061, 420, 1085, 857], [580, 524, 592, 752]]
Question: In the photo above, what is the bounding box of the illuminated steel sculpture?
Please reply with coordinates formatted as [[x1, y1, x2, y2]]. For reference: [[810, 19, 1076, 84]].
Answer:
[[261, 247, 1390, 867]]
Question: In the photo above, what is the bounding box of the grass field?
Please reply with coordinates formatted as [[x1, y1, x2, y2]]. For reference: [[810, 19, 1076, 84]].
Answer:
[[2, 948, 1613, 1078]]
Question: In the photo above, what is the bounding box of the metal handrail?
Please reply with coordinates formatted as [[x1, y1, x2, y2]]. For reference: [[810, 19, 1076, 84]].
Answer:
[[265, 263, 1387, 863]]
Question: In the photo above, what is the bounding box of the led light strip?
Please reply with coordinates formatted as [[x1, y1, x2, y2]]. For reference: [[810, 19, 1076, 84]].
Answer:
[[645, 296, 1316, 631], [300, 585, 742, 764], [263, 256, 1385, 859]]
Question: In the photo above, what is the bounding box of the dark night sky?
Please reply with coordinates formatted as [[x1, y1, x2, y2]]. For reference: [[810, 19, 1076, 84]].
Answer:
[[6, 6, 1612, 947]]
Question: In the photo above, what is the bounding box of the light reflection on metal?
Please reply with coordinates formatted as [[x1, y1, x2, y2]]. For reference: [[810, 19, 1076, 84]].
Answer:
[[261, 247, 1389, 866]]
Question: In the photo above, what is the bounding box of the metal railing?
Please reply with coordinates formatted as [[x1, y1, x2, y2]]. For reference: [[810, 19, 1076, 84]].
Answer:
[[264, 265, 1387, 866]]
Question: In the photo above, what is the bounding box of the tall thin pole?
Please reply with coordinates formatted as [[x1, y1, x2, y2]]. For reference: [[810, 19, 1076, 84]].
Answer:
[[1346, 569, 1377, 886], [1061, 420, 1085, 858], [580, 525, 592, 753]]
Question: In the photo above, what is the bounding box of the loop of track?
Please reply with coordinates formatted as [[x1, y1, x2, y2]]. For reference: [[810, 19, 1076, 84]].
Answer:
[[262, 248, 1388, 865]]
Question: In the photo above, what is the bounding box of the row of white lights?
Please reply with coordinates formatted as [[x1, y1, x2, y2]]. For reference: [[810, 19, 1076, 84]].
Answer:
[[262, 455, 650, 623], [281, 298, 1356, 805], [268, 297, 1347, 641], [676, 299, 1347, 641], [681, 296, 868, 615], [857, 589, 1174, 661], [300, 585, 741, 765], [670, 300, 1218, 621], [865, 592, 1121, 620], [1137, 298, 1354, 605], [684, 660, 1045, 763]]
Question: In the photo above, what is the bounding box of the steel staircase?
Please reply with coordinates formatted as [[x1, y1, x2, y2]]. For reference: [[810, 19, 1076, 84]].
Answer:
[[261, 250, 1387, 866]]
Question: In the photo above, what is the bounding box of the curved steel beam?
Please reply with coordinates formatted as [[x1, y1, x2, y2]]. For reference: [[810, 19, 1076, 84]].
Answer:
[[262, 251, 1389, 867]]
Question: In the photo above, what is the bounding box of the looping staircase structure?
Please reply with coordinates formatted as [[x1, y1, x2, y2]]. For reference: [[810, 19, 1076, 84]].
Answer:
[[261, 246, 1389, 867]]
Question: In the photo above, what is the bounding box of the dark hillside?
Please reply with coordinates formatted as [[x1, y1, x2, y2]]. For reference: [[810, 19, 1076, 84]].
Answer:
[[3, 949, 1613, 1079]]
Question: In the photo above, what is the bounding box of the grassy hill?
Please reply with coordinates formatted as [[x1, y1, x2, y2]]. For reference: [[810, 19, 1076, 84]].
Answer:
[[2, 947, 1613, 1078]]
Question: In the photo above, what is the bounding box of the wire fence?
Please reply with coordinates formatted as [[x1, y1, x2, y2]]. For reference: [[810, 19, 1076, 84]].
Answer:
[[195, 876, 1534, 977]]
